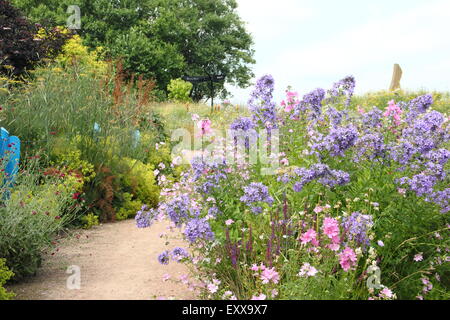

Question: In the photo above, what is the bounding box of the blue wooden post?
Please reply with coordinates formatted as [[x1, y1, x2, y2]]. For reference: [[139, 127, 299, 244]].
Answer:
[[0, 127, 21, 191], [133, 129, 140, 148]]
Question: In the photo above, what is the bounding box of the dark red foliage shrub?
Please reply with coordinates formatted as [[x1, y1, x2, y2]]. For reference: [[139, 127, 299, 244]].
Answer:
[[0, 0, 71, 76]]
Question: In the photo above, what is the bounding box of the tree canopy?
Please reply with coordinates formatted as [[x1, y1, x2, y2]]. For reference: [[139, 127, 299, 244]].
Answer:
[[12, 0, 255, 100]]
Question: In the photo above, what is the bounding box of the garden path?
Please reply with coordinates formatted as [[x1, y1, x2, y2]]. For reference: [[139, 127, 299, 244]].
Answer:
[[8, 219, 196, 300]]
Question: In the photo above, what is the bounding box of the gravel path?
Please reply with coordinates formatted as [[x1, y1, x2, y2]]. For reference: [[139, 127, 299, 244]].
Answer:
[[8, 219, 196, 300]]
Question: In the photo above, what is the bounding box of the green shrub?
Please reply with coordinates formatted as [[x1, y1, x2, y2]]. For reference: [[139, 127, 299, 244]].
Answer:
[[0, 258, 14, 300], [167, 78, 193, 103], [115, 192, 143, 221], [118, 158, 160, 208], [0, 160, 80, 280], [81, 213, 99, 229]]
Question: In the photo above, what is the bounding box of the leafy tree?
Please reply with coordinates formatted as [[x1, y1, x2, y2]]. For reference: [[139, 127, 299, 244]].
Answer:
[[12, 0, 255, 100], [0, 0, 70, 76]]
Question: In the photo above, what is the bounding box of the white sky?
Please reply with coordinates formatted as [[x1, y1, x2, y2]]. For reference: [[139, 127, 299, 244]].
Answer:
[[227, 0, 450, 105]]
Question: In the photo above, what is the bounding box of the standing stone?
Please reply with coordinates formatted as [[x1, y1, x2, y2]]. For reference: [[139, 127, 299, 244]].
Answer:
[[389, 64, 403, 91]]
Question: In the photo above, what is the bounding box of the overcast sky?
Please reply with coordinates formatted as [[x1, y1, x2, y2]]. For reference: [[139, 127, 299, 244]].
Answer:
[[226, 0, 450, 105]]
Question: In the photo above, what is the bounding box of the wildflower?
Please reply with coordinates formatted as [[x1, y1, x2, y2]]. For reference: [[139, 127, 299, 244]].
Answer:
[[248, 75, 278, 128], [342, 212, 374, 249], [225, 219, 234, 226], [158, 251, 170, 265], [300, 229, 319, 246], [135, 205, 155, 228], [240, 182, 274, 214], [207, 283, 219, 294], [198, 119, 212, 136], [339, 247, 357, 271], [171, 247, 189, 261], [184, 218, 215, 243], [379, 287, 394, 299], [383, 100, 403, 126], [298, 263, 319, 277], [322, 217, 340, 243], [251, 264, 259, 272], [162, 273, 171, 282], [271, 289, 279, 298], [377, 240, 385, 247], [251, 294, 267, 300], [414, 253, 424, 262], [191, 113, 200, 121], [260, 267, 280, 284]]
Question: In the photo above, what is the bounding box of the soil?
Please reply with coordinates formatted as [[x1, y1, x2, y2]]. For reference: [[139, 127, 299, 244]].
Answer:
[[7, 219, 196, 300]]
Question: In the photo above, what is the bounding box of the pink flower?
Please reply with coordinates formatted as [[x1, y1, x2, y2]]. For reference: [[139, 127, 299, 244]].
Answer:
[[379, 288, 394, 299], [314, 205, 323, 213], [197, 119, 212, 136], [251, 294, 267, 300], [191, 113, 200, 121], [280, 158, 289, 166], [250, 264, 259, 272], [322, 217, 340, 241], [377, 240, 385, 247], [271, 289, 279, 298], [327, 243, 340, 251], [298, 263, 319, 277], [300, 229, 319, 246], [179, 274, 189, 285], [225, 219, 234, 226], [383, 100, 403, 126], [339, 247, 357, 271], [260, 267, 280, 284], [414, 253, 424, 262], [207, 283, 219, 294], [357, 106, 365, 114]]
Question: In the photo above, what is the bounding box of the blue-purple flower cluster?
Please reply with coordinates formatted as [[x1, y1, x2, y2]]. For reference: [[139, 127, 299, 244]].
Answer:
[[248, 75, 278, 129], [240, 182, 274, 214], [313, 125, 359, 157], [293, 88, 326, 120], [342, 212, 374, 249], [293, 163, 350, 192], [171, 247, 190, 262], [191, 157, 228, 195], [184, 218, 215, 243], [230, 117, 258, 149], [166, 194, 198, 227], [158, 251, 170, 265], [135, 205, 156, 228], [328, 76, 356, 106]]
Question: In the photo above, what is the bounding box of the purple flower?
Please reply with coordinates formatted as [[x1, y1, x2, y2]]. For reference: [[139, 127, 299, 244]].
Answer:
[[432, 189, 450, 213], [184, 218, 215, 243], [230, 117, 258, 149], [342, 212, 374, 249], [166, 194, 198, 227], [406, 94, 433, 122], [248, 75, 278, 128], [135, 205, 155, 228], [158, 251, 170, 265], [294, 88, 326, 119], [240, 182, 274, 214], [362, 107, 383, 129], [328, 76, 356, 106], [354, 133, 386, 162], [293, 163, 350, 192], [397, 174, 437, 197], [171, 247, 189, 261], [314, 125, 359, 157]]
